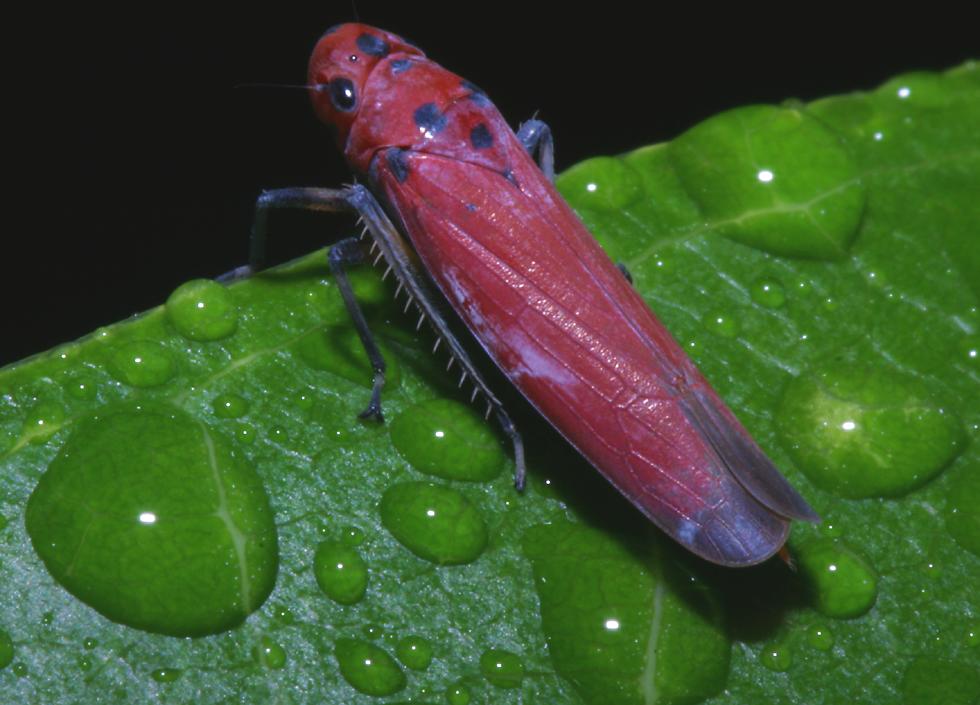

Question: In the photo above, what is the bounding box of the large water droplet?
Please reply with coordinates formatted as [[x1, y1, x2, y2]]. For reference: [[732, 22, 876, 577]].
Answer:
[[670, 105, 865, 260], [25, 402, 279, 637], [313, 540, 368, 605], [777, 362, 965, 497], [944, 467, 980, 557], [107, 341, 175, 388], [334, 638, 405, 697], [389, 399, 505, 482], [165, 279, 238, 341], [480, 648, 524, 688], [395, 635, 433, 671], [901, 656, 980, 705], [797, 539, 877, 619], [380, 482, 487, 565], [523, 520, 729, 705]]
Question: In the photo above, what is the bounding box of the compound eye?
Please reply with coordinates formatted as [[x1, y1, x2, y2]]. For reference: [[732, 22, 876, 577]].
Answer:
[[329, 78, 357, 112]]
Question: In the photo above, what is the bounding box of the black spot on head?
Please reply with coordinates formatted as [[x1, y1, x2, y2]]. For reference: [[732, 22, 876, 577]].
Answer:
[[470, 123, 493, 150], [462, 80, 491, 106], [356, 33, 390, 57], [413, 103, 447, 137], [390, 58, 414, 74], [386, 148, 410, 183]]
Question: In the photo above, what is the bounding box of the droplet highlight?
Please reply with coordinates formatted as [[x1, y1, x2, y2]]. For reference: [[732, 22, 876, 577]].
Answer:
[[480, 648, 524, 688], [253, 636, 287, 669], [150, 668, 182, 683], [380, 482, 487, 565], [25, 402, 279, 637], [395, 635, 433, 671], [557, 156, 643, 211], [212, 393, 249, 419], [165, 279, 238, 341], [107, 341, 175, 388], [777, 362, 965, 497], [313, 540, 368, 605], [389, 399, 505, 482], [750, 278, 786, 308]]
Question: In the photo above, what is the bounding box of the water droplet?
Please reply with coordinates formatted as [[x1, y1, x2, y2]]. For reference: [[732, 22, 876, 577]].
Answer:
[[107, 341, 175, 388], [12, 662, 27, 677], [212, 393, 249, 419], [777, 362, 965, 497], [389, 399, 505, 482], [82, 637, 97, 650], [341, 525, 365, 546], [965, 621, 979, 647], [334, 638, 406, 697], [313, 541, 368, 605], [445, 681, 472, 705], [958, 335, 979, 367], [760, 640, 792, 671], [670, 105, 865, 260], [40, 611, 54, 626], [150, 668, 181, 683], [269, 425, 288, 442], [22, 400, 65, 445], [77, 656, 92, 672], [0, 629, 13, 669], [557, 156, 643, 211], [25, 402, 279, 637], [235, 423, 256, 444], [750, 278, 786, 308], [271, 605, 295, 624], [819, 520, 843, 538], [165, 279, 238, 341], [380, 482, 488, 565], [806, 624, 834, 651], [523, 520, 729, 704], [64, 374, 97, 400], [901, 656, 980, 705], [294, 390, 314, 410], [395, 635, 433, 671], [945, 468, 980, 557], [798, 539, 878, 618], [701, 310, 740, 338], [253, 636, 287, 669], [480, 648, 524, 688]]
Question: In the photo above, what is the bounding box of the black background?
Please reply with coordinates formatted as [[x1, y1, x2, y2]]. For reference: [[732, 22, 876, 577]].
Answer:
[[6, 6, 975, 366]]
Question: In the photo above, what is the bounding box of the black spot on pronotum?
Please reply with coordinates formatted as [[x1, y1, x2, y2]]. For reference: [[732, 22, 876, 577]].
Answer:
[[390, 58, 414, 74], [470, 123, 493, 149], [413, 103, 447, 137], [356, 33, 390, 57], [329, 78, 357, 112], [461, 80, 491, 106], [386, 148, 410, 183]]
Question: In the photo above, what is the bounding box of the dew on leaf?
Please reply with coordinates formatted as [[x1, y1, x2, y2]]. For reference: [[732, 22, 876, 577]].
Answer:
[[777, 361, 965, 497], [334, 638, 406, 697], [750, 278, 786, 308], [341, 525, 365, 546], [212, 393, 249, 419], [11, 662, 27, 677], [670, 105, 865, 260], [445, 681, 472, 705], [557, 156, 643, 211], [165, 279, 238, 341], [64, 374, 97, 400], [805, 624, 835, 651], [523, 520, 729, 705], [22, 400, 65, 444], [389, 399, 505, 482], [380, 482, 488, 565], [82, 637, 97, 650], [760, 640, 792, 672], [253, 636, 287, 669], [107, 341, 175, 388], [701, 310, 740, 338], [24, 402, 279, 637], [798, 539, 878, 619], [479, 648, 524, 688], [313, 540, 368, 605], [396, 635, 433, 671], [150, 668, 181, 683]]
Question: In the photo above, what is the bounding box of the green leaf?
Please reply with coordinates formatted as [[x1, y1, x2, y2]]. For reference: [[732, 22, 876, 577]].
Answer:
[[1, 63, 978, 704]]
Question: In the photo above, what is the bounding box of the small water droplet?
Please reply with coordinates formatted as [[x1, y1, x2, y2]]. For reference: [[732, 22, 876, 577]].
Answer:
[[334, 639, 405, 697], [77, 656, 93, 672], [557, 156, 643, 211], [269, 425, 288, 442], [798, 539, 878, 618], [395, 635, 433, 671], [341, 525, 365, 546], [380, 482, 488, 565], [235, 423, 256, 444], [253, 636, 287, 669], [150, 668, 181, 683], [965, 621, 978, 647], [389, 399, 505, 482], [294, 390, 314, 410], [445, 680, 472, 705], [40, 611, 54, 626], [958, 335, 979, 367], [212, 393, 249, 419], [107, 341, 175, 388], [701, 310, 740, 338], [805, 624, 834, 651], [64, 374, 97, 400], [0, 629, 13, 670], [11, 662, 28, 677], [165, 279, 238, 341], [314, 541, 368, 605], [750, 278, 786, 308], [760, 640, 792, 671], [22, 400, 65, 445], [480, 648, 524, 688], [82, 637, 97, 650], [777, 362, 965, 497]]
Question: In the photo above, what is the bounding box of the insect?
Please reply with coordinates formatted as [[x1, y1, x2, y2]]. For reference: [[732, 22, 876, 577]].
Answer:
[[248, 23, 819, 566]]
